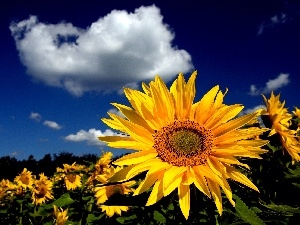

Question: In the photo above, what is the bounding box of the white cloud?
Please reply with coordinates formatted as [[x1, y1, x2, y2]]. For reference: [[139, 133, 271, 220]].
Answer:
[[108, 108, 125, 117], [249, 73, 290, 96], [10, 5, 193, 96], [257, 13, 288, 36], [242, 105, 266, 115], [65, 128, 118, 146], [29, 112, 42, 122], [43, 120, 62, 130]]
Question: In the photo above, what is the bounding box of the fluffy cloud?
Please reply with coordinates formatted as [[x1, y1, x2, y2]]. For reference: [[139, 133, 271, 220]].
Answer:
[[65, 128, 118, 146], [249, 73, 290, 96], [43, 120, 62, 130], [257, 13, 288, 36], [107, 108, 125, 117], [242, 105, 266, 115], [29, 112, 42, 122], [10, 5, 193, 96]]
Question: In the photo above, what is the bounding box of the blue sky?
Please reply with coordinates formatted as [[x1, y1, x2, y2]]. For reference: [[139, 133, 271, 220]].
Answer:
[[1, 0, 300, 160]]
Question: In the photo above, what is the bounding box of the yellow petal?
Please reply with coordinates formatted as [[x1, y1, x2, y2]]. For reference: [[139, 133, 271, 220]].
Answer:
[[124, 88, 158, 130], [192, 167, 211, 198], [113, 150, 157, 166], [99, 136, 149, 150], [111, 103, 153, 132], [134, 170, 164, 195], [213, 112, 257, 137], [178, 182, 190, 220], [193, 85, 219, 124], [225, 165, 259, 192], [163, 166, 187, 193], [164, 174, 182, 197], [205, 105, 244, 130], [210, 154, 250, 169], [110, 159, 160, 182], [108, 114, 153, 146], [151, 76, 175, 125], [146, 179, 164, 206], [207, 178, 223, 215]]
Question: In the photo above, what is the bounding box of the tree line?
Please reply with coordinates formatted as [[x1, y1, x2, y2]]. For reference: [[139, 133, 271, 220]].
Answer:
[[0, 152, 99, 180]]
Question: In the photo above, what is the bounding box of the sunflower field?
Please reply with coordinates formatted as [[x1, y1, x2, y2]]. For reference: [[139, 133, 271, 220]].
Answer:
[[1, 72, 300, 225]]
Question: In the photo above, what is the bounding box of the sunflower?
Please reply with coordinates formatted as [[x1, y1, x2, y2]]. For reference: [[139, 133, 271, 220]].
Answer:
[[14, 168, 34, 189], [87, 151, 114, 186], [53, 205, 69, 225], [262, 92, 300, 163], [293, 107, 300, 118], [32, 173, 53, 205], [56, 162, 83, 190], [100, 205, 129, 217], [64, 174, 82, 190], [99, 71, 269, 219], [0, 179, 15, 200], [94, 171, 135, 205]]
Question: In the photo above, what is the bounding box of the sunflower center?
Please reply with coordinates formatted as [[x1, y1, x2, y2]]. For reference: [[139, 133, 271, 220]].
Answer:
[[66, 174, 76, 183], [153, 120, 214, 166], [36, 184, 47, 198], [20, 174, 30, 185]]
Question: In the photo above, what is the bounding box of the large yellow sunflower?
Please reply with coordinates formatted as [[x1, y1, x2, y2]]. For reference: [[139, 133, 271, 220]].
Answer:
[[32, 173, 53, 205], [99, 71, 268, 219], [262, 92, 300, 163], [14, 168, 34, 189]]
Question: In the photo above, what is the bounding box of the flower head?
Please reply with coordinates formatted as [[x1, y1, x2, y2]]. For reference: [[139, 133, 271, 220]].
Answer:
[[87, 151, 114, 186], [14, 168, 34, 189], [56, 162, 83, 190], [99, 71, 268, 219], [32, 173, 53, 205], [262, 92, 300, 163]]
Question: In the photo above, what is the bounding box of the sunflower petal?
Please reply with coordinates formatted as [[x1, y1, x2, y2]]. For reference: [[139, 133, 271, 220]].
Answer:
[[134, 170, 164, 195], [113, 150, 157, 166], [111, 103, 153, 132], [163, 166, 187, 193], [213, 113, 257, 137], [192, 167, 211, 198], [146, 179, 164, 206], [178, 182, 190, 220], [194, 85, 219, 124], [110, 159, 160, 182], [207, 178, 223, 215], [99, 136, 149, 150], [225, 165, 259, 192]]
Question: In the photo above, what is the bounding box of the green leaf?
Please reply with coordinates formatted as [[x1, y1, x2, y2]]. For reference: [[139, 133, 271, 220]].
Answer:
[[264, 202, 300, 214], [86, 213, 104, 223], [45, 193, 74, 209], [153, 210, 166, 223], [167, 203, 174, 210], [292, 183, 300, 189], [234, 195, 265, 225], [116, 217, 125, 224], [267, 143, 277, 153], [0, 210, 7, 214]]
